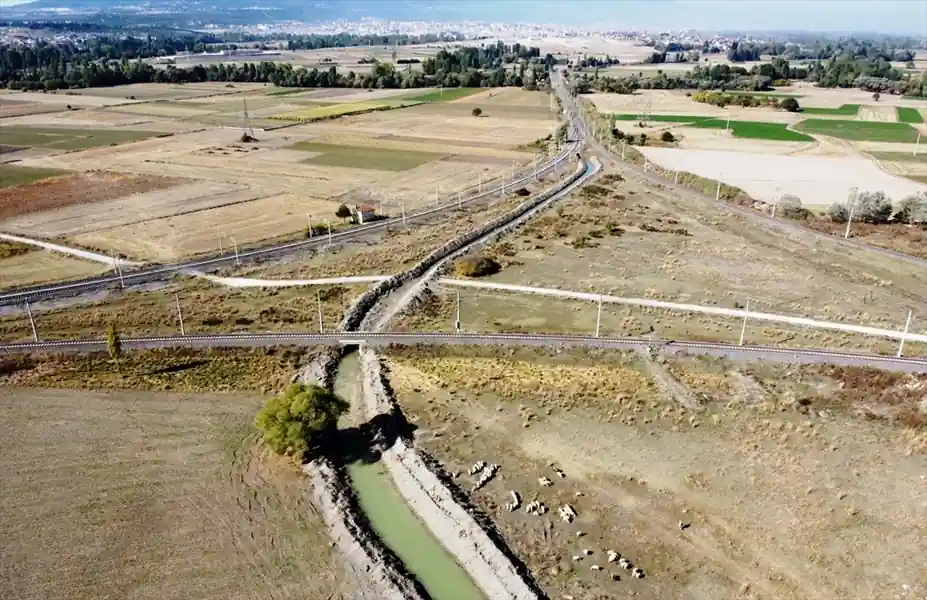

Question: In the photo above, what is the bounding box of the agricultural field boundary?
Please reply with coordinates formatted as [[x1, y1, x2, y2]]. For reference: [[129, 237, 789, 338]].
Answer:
[[578, 95, 927, 269]]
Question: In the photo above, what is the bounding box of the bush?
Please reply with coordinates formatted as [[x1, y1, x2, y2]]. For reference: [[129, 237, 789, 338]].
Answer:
[[827, 202, 849, 223], [779, 97, 801, 112], [855, 190, 893, 224], [661, 131, 675, 143], [454, 255, 501, 277], [255, 383, 349, 460], [778, 194, 810, 219], [894, 191, 927, 224], [471, 107, 483, 117], [639, 133, 647, 146]]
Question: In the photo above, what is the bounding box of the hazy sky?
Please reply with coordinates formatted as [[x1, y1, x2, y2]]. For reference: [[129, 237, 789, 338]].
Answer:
[[445, 0, 927, 34], [1, 0, 926, 34]]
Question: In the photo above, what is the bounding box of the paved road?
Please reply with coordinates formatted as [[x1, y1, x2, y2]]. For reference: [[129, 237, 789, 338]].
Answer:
[[0, 139, 580, 306], [3, 332, 926, 372]]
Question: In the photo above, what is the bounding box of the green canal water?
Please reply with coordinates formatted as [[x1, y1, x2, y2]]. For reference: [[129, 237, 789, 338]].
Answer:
[[333, 353, 485, 600]]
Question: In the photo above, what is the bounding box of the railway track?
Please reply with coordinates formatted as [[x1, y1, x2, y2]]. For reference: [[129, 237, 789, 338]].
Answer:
[[2, 332, 926, 372], [0, 140, 580, 306]]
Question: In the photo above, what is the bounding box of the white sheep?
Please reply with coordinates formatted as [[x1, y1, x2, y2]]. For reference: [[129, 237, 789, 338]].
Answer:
[[539, 476, 553, 487], [582, 549, 593, 556], [619, 558, 632, 570], [590, 565, 602, 571], [607, 550, 619, 563], [468, 460, 486, 476], [505, 490, 521, 512], [632, 567, 645, 579]]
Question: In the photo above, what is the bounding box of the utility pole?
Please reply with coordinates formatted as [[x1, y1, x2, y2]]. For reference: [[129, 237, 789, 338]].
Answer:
[[844, 187, 858, 239], [434, 184, 439, 205], [457, 190, 462, 210], [307, 214, 313, 237], [738, 298, 751, 346], [175, 293, 185, 336], [674, 171, 679, 185], [110, 251, 125, 289], [644, 157, 649, 172], [400, 202, 406, 226], [915, 132, 921, 157], [621, 142, 626, 160], [726, 116, 731, 133], [715, 177, 722, 202], [455, 290, 461, 334], [511, 159, 516, 184], [595, 295, 603, 337], [217, 232, 224, 252], [897, 309, 913, 357], [231, 237, 240, 266], [317, 289, 324, 333], [326, 219, 333, 246], [534, 155, 539, 181], [24, 300, 38, 342], [478, 171, 483, 193]]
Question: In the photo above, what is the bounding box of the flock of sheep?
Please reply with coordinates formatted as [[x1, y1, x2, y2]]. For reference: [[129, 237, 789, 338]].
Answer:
[[460, 459, 646, 585]]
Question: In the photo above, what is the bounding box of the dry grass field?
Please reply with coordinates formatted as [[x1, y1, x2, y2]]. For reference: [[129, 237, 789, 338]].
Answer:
[[386, 345, 927, 600], [397, 170, 927, 356], [0, 250, 110, 287], [2, 87, 558, 261], [0, 385, 352, 600]]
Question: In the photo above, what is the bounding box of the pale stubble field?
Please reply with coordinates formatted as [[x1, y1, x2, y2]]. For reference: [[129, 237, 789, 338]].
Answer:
[[0, 387, 352, 600]]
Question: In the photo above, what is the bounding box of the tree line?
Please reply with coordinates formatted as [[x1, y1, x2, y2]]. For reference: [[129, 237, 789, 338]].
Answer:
[[572, 55, 926, 97], [1, 41, 548, 91]]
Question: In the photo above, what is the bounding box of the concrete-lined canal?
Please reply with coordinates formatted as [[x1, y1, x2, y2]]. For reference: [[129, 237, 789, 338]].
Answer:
[[333, 353, 485, 600]]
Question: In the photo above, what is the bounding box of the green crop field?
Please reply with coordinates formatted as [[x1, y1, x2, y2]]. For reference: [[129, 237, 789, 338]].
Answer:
[[896, 106, 925, 123], [794, 118, 921, 142], [0, 164, 68, 188], [801, 104, 860, 116], [610, 114, 812, 141], [0, 126, 159, 150], [289, 141, 445, 171], [400, 87, 483, 102]]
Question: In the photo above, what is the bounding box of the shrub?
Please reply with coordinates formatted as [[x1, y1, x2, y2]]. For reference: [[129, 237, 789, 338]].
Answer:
[[471, 107, 483, 117], [514, 187, 530, 196], [855, 190, 893, 224], [894, 191, 927, 224], [335, 203, 352, 221], [827, 202, 849, 223], [454, 255, 501, 277], [639, 133, 647, 146], [255, 383, 348, 460], [661, 131, 675, 143], [778, 194, 810, 219], [779, 97, 801, 112]]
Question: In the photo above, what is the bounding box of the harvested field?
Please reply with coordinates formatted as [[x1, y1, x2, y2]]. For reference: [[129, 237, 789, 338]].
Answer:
[[795, 118, 920, 142], [0, 99, 64, 118], [2, 182, 254, 239], [63, 82, 269, 100], [290, 141, 445, 171], [0, 251, 109, 288], [589, 91, 799, 123], [397, 169, 927, 356], [1, 91, 140, 108], [0, 125, 163, 150], [856, 104, 898, 122], [0, 172, 182, 223], [637, 147, 927, 206], [110, 102, 219, 118], [385, 346, 927, 600], [68, 192, 333, 262], [0, 164, 67, 189], [0, 385, 352, 600]]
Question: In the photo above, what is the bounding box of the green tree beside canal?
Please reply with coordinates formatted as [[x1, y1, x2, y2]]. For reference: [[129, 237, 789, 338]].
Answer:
[[256, 383, 349, 460]]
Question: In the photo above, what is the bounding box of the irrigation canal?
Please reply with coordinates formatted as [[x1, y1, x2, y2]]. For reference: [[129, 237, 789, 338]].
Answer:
[[332, 353, 485, 600]]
